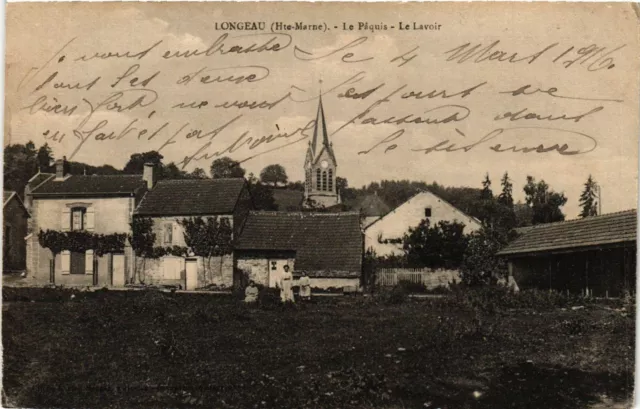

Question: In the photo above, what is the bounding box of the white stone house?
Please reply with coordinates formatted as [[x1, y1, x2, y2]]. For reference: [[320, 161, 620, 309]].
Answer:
[[364, 190, 482, 257]]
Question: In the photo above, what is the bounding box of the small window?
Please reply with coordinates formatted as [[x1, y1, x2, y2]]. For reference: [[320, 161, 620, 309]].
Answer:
[[164, 224, 173, 245], [328, 169, 333, 191], [322, 171, 327, 191], [71, 207, 86, 231], [424, 207, 432, 218]]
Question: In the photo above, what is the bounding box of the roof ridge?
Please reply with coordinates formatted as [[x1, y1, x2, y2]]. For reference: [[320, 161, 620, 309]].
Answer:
[[249, 210, 360, 216], [158, 178, 244, 183], [526, 209, 637, 229]]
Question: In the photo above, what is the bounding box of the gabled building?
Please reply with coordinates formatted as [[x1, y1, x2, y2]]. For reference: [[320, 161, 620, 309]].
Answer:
[[303, 96, 341, 208], [3, 191, 30, 273], [25, 158, 147, 286], [133, 168, 252, 289], [364, 190, 482, 256], [498, 210, 637, 297], [235, 211, 363, 289]]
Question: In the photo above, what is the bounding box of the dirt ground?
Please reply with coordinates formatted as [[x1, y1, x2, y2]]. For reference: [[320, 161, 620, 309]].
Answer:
[[2, 287, 635, 409]]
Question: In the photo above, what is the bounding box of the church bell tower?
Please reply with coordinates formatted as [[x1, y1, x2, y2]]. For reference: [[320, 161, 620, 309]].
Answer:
[[303, 95, 340, 208]]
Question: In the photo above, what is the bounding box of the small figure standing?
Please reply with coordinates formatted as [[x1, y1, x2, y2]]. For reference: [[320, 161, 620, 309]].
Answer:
[[299, 275, 311, 301], [244, 280, 259, 303], [279, 265, 295, 303]]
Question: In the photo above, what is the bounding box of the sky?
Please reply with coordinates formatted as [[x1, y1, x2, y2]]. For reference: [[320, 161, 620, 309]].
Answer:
[[5, 2, 639, 218]]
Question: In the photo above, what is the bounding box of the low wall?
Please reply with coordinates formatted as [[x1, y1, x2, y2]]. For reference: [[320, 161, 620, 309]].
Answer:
[[376, 268, 460, 289]]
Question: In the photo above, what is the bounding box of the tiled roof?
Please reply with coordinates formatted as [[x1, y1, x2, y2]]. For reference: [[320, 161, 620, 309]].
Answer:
[[135, 178, 246, 216], [271, 189, 304, 211], [236, 211, 363, 276], [26, 172, 54, 192], [30, 175, 146, 197], [498, 210, 637, 256], [4, 190, 29, 215]]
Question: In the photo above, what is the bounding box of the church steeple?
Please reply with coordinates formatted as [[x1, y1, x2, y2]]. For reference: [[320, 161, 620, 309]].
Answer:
[[311, 95, 330, 155], [304, 94, 340, 209]]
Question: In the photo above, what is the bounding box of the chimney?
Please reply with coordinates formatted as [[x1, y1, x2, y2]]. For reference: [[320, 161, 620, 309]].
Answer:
[[143, 162, 157, 189], [55, 156, 68, 180]]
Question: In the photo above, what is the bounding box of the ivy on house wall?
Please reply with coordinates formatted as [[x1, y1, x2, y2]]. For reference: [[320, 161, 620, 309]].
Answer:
[[129, 217, 189, 260], [37, 230, 127, 257]]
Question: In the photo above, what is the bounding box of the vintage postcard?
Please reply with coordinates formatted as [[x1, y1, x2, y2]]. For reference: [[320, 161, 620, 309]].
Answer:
[[3, 2, 638, 408]]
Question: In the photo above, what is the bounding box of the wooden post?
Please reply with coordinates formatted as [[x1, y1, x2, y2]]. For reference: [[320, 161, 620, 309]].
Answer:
[[585, 256, 589, 298]]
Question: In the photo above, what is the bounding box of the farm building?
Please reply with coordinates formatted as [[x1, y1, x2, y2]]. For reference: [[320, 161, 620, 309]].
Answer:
[[235, 211, 363, 290], [497, 210, 637, 297], [133, 168, 253, 290], [364, 190, 482, 256]]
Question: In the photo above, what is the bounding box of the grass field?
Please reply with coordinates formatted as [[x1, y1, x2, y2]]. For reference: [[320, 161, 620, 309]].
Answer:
[[2, 287, 635, 409]]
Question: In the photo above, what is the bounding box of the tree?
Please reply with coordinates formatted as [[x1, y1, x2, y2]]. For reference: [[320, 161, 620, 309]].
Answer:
[[460, 227, 508, 286], [189, 168, 208, 179], [248, 181, 277, 210], [123, 151, 164, 174], [480, 173, 493, 200], [260, 164, 288, 186], [36, 143, 53, 172], [579, 175, 599, 218], [180, 217, 234, 282], [336, 177, 348, 193], [523, 176, 568, 224], [4, 141, 38, 197], [210, 157, 246, 179], [498, 172, 514, 209], [403, 219, 469, 269], [478, 174, 498, 227]]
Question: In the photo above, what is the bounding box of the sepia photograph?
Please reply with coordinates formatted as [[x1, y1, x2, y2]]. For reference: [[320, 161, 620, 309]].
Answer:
[[2, 2, 639, 408]]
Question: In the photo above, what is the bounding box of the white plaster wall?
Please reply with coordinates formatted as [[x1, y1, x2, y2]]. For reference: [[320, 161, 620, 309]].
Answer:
[[364, 192, 481, 257]]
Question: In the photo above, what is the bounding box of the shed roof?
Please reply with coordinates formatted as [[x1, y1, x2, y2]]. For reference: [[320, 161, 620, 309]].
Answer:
[[135, 178, 246, 216], [30, 175, 146, 197], [236, 211, 362, 276], [3, 191, 30, 216], [498, 210, 637, 256]]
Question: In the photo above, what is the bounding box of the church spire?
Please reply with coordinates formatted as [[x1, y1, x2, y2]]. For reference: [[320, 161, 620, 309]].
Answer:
[[311, 94, 330, 155]]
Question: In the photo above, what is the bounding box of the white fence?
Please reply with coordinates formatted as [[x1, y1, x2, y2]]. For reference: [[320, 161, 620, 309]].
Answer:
[[376, 268, 460, 289]]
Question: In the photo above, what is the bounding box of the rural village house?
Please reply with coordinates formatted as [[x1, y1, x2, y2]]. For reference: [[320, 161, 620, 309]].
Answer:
[[3, 191, 30, 273], [364, 190, 482, 257], [24, 159, 147, 286], [235, 211, 363, 290], [133, 166, 252, 290], [498, 210, 637, 297]]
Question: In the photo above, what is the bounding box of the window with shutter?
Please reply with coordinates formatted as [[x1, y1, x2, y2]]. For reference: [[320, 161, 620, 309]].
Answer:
[[85, 207, 95, 231], [61, 250, 71, 274], [85, 250, 94, 274], [61, 208, 71, 231]]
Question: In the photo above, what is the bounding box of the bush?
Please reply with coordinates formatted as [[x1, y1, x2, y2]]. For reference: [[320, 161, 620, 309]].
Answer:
[[378, 285, 409, 305], [397, 280, 428, 294]]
